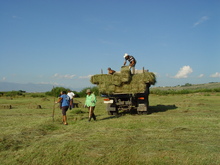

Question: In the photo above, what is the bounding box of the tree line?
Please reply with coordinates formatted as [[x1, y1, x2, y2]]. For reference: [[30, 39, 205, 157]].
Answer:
[[0, 87, 99, 98], [45, 86, 99, 97], [1, 85, 220, 97]]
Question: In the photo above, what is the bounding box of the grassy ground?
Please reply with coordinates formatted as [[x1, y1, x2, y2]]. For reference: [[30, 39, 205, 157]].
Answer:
[[152, 82, 220, 91], [0, 92, 220, 165]]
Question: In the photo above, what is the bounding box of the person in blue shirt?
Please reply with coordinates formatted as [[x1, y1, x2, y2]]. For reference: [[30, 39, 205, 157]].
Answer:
[[56, 91, 70, 125]]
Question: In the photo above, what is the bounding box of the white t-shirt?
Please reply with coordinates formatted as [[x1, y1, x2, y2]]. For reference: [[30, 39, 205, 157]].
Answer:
[[67, 92, 75, 99]]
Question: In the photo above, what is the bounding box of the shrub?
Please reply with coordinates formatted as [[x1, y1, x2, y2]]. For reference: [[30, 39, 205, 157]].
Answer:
[[45, 87, 71, 97], [77, 86, 99, 97], [30, 94, 46, 98]]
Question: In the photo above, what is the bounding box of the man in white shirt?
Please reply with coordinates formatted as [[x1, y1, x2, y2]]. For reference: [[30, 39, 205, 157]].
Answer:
[[67, 90, 75, 110]]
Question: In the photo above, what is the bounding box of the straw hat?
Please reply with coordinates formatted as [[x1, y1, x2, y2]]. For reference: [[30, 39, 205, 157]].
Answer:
[[86, 89, 92, 93]]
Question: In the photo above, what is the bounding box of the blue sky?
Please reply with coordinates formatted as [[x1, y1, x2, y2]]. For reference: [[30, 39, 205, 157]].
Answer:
[[0, 0, 219, 91]]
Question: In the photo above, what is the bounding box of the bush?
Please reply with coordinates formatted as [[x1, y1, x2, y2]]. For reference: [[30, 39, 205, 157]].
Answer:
[[77, 86, 99, 97], [45, 87, 71, 97], [30, 94, 46, 98], [4, 91, 24, 97]]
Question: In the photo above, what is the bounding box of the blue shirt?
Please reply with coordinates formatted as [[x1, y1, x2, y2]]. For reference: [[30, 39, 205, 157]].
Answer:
[[60, 94, 70, 107]]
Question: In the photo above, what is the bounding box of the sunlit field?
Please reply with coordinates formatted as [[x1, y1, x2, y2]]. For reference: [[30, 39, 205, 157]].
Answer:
[[0, 91, 220, 165]]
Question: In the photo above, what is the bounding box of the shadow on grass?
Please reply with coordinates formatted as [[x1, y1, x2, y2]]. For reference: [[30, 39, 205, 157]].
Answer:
[[99, 109, 142, 120], [98, 105, 178, 121], [148, 104, 177, 114], [99, 115, 120, 121]]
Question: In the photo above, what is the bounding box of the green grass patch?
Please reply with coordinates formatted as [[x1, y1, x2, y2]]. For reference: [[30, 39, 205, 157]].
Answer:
[[0, 93, 220, 164], [151, 82, 220, 95]]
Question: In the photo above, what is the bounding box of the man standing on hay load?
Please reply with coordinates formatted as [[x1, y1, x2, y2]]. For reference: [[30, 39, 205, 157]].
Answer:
[[123, 53, 137, 74]]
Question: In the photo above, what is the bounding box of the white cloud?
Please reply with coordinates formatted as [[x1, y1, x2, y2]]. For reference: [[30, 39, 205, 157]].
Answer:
[[198, 74, 204, 78], [12, 15, 22, 19], [153, 72, 160, 77], [174, 66, 193, 78], [210, 72, 220, 78], [52, 73, 76, 79], [2, 77, 6, 81], [193, 16, 209, 27], [79, 75, 93, 79]]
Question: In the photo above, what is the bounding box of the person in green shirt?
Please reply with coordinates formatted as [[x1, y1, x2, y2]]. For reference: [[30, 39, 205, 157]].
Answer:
[[85, 89, 97, 121]]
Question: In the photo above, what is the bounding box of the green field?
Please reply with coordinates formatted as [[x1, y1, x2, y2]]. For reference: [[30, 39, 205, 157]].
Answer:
[[0, 90, 220, 164]]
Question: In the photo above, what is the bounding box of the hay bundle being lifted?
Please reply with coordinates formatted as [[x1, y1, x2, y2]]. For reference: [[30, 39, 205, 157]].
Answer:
[[120, 66, 131, 83], [90, 66, 156, 94]]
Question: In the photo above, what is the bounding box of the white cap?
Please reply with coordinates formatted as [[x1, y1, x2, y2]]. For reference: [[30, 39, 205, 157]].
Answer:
[[124, 53, 128, 58]]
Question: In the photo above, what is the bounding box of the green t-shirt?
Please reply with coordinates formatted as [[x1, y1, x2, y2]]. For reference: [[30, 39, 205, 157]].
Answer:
[[85, 93, 97, 107]]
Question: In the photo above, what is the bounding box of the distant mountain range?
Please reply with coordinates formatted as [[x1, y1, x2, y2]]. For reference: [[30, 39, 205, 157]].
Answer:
[[0, 82, 54, 92], [2, 81, 219, 93], [0, 82, 84, 92]]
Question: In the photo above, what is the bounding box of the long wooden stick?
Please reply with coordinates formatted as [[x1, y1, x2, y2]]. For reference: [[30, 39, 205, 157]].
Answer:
[[52, 86, 55, 122]]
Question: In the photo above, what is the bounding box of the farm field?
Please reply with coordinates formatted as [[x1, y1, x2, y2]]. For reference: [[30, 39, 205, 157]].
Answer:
[[151, 82, 220, 91], [0, 92, 220, 165]]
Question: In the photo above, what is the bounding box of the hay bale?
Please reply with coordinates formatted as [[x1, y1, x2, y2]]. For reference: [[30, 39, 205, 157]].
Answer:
[[131, 82, 139, 93], [122, 83, 130, 92], [99, 82, 116, 94], [37, 105, 42, 109], [91, 74, 113, 85], [108, 85, 116, 93], [139, 83, 147, 92], [143, 72, 156, 85], [90, 67, 156, 94], [98, 83, 108, 94], [120, 66, 131, 83], [120, 66, 130, 72], [114, 86, 123, 93], [131, 72, 156, 85], [121, 72, 131, 83], [0, 104, 12, 109], [112, 73, 122, 86]]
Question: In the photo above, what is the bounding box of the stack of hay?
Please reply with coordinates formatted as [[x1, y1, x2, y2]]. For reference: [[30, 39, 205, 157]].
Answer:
[[90, 66, 156, 94]]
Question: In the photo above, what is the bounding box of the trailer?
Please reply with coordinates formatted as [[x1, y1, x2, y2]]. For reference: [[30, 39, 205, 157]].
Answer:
[[90, 66, 156, 115]]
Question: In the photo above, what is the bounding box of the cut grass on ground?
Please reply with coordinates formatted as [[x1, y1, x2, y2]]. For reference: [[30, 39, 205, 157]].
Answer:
[[0, 93, 220, 165]]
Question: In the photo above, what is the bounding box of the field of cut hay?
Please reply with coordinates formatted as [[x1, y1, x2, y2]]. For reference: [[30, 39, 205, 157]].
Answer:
[[0, 91, 219, 165]]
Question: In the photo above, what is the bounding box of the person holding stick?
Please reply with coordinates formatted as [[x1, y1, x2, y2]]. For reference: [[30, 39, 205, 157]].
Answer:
[[55, 91, 70, 125], [84, 89, 97, 122]]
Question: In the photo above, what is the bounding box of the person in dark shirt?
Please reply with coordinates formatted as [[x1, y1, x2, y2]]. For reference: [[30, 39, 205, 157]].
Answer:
[[123, 53, 137, 74]]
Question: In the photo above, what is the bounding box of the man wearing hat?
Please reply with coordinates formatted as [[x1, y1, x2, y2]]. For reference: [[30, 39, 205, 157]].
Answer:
[[123, 53, 137, 74], [85, 89, 97, 121]]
